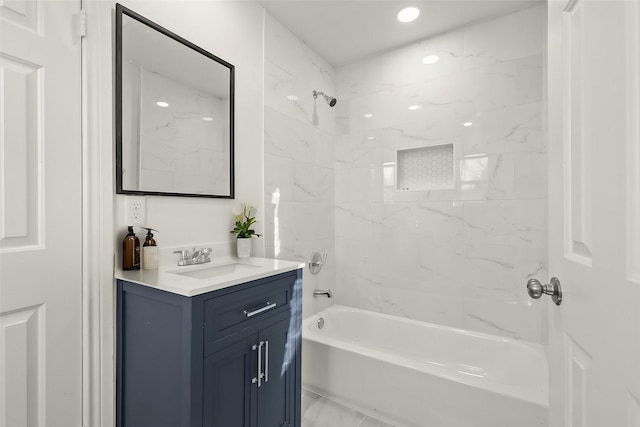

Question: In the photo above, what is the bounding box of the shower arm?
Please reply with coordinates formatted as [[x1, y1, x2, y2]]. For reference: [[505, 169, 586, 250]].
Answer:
[[312, 90, 337, 107]]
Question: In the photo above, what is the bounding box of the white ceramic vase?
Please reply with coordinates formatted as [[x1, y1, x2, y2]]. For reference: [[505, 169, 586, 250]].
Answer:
[[236, 237, 251, 258]]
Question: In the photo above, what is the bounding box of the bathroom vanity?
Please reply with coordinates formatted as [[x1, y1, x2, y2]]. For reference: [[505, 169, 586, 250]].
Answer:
[[116, 258, 303, 427]]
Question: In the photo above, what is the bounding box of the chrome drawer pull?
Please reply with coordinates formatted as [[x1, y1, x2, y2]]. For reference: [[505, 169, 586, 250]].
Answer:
[[243, 302, 277, 318]]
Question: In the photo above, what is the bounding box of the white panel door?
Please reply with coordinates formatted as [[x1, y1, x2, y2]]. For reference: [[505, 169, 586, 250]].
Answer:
[[547, 0, 640, 425], [0, 0, 83, 426]]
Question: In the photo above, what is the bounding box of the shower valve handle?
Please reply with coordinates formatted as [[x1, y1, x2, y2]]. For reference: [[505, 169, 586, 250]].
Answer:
[[527, 277, 562, 305]]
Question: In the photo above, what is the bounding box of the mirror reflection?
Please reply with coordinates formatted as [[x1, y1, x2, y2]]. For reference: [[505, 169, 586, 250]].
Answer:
[[117, 4, 234, 198]]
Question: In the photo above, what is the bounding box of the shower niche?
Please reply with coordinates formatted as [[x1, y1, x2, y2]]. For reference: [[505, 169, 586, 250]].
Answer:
[[395, 143, 454, 191]]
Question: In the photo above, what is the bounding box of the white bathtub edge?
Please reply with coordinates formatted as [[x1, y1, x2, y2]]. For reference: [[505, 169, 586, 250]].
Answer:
[[302, 304, 549, 409]]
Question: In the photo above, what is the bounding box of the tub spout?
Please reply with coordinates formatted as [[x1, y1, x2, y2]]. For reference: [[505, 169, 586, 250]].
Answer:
[[313, 289, 332, 298]]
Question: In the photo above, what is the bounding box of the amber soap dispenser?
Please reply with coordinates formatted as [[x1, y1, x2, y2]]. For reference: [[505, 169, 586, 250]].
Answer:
[[122, 226, 140, 270]]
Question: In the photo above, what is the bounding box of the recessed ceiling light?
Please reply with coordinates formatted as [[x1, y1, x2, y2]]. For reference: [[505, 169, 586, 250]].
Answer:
[[202, 117, 213, 121], [397, 7, 420, 23], [366, 136, 375, 140], [364, 113, 374, 118], [422, 55, 440, 65], [463, 122, 473, 127], [286, 95, 298, 101], [156, 101, 169, 108], [408, 105, 421, 111]]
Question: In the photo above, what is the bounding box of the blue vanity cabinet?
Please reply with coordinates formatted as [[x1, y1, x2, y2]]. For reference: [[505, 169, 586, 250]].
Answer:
[[202, 333, 258, 426], [116, 268, 302, 427], [202, 317, 294, 427], [255, 317, 295, 426]]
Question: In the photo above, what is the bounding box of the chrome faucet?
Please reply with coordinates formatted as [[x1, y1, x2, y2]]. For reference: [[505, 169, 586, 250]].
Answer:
[[173, 247, 212, 266], [313, 289, 332, 298]]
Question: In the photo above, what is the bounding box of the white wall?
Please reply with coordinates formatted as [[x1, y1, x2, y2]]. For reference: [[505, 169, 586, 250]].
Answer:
[[333, 5, 547, 343], [88, 2, 265, 424], [263, 13, 336, 317], [112, 0, 265, 259]]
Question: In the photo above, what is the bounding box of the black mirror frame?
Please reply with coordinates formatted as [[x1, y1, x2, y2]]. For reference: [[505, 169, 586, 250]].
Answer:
[[115, 3, 235, 199]]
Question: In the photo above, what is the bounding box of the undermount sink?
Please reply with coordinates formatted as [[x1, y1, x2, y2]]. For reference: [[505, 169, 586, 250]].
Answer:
[[169, 262, 262, 280]]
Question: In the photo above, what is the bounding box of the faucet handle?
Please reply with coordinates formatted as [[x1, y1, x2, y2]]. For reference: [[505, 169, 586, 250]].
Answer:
[[201, 247, 212, 262], [173, 250, 188, 260], [309, 251, 327, 274]]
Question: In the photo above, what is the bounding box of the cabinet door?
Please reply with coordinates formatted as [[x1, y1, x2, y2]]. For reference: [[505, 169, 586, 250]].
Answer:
[[257, 318, 295, 427], [203, 333, 258, 427]]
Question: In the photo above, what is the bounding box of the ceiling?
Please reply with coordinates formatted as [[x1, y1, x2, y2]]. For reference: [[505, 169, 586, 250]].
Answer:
[[259, 0, 541, 66]]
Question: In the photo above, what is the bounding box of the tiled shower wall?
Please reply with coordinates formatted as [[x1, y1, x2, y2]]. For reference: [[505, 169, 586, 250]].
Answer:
[[334, 5, 547, 343], [264, 13, 336, 316]]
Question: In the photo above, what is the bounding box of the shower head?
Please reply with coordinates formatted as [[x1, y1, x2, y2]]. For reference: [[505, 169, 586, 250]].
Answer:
[[313, 90, 337, 107]]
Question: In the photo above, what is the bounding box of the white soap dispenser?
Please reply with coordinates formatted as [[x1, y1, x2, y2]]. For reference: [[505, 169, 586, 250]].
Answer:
[[141, 227, 159, 270]]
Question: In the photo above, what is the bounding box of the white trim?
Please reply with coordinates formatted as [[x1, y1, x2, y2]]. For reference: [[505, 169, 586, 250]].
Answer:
[[82, 1, 116, 426], [81, 2, 89, 425], [626, 0, 640, 284]]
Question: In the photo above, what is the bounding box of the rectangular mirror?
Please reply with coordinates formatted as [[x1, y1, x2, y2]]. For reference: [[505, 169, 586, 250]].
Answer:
[[116, 4, 234, 198]]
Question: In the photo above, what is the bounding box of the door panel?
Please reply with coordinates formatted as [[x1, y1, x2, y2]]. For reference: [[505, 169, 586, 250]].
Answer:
[[564, 0, 593, 264], [0, 38, 43, 250], [566, 337, 591, 426], [0, 1, 82, 426], [0, 0, 40, 33], [203, 334, 257, 427], [257, 318, 293, 427], [0, 305, 44, 425], [547, 0, 640, 425]]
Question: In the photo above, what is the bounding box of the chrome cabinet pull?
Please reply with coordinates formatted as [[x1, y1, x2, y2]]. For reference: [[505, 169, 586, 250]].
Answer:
[[243, 302, 277, 318], [264, 340, 269, 384], [257, 341, 265, 387], [251, 344, 258, 385]]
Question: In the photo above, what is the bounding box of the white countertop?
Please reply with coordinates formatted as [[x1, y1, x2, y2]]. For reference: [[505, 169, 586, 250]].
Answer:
[[115, 257, 304, 297]]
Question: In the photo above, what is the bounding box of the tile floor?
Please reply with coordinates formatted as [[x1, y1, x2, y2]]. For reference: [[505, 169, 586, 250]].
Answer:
[[302, 389, 396, 427]]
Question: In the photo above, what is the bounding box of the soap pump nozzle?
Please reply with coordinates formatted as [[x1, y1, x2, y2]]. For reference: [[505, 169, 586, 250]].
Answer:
[[142, 227, 158, 246], [141, 227, 159, 270]]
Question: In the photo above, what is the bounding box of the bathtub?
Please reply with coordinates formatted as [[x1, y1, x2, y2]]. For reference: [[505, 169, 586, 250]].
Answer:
[[302, 305, 548, 427]]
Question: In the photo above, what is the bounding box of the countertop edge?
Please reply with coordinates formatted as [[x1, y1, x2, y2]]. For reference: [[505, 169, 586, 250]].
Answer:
[[115, 257, 304, 297]]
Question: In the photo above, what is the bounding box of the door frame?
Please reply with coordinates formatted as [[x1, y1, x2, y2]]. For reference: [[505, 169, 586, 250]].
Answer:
[[82, 1, 116, 426]]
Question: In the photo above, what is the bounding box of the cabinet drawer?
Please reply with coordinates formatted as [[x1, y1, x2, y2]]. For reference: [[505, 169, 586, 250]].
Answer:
[[204, 273, 294, 355]]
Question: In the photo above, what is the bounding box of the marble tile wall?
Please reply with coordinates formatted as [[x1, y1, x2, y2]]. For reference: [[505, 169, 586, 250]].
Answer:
[[137, 68, 230, 194], [333, 5, 547, 343], [264, 13, 336, 317]]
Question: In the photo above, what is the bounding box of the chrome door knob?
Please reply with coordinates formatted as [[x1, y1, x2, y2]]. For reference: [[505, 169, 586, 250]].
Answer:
[[527, 279, 544, 299], [527, 277, 562, 305]]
